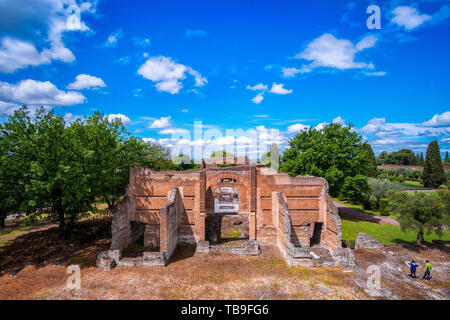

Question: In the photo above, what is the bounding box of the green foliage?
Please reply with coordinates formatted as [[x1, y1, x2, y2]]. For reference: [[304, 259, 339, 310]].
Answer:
[[444, 151, 450, 164], [367, 178, 401, 209], [379, 198, 389, 216], [387, 190, 449, 244], [339, 175, 370, 205], [423, 141, 445, 188], [418, 152, 425, 166], [377, 167, 422, 181], [171, 154, 199, 171], [363, 142, 377, 177], [0, 106, 174, 237], [20, 214, 38, 227], [260, 147, 281, 170], [143, 143, 178, 171], [280, 123, 368, 196], [376, 149, 417, 165], [210, 150, 234, 158]]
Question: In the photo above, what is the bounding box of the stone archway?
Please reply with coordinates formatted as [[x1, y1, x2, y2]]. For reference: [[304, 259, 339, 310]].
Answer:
[[204, 172, 251, 244]]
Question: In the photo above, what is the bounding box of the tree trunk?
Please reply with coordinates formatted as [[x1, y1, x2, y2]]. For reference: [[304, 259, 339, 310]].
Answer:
[[416, 229, 424, 245], [0, 216, 5, 229], [103, 196, 114, 210]]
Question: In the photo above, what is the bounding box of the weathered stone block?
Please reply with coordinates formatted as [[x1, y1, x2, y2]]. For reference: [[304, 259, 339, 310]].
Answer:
[[196, 240, 210, 254], [355, 232, 383, 250], [96, 250, 120, 271]]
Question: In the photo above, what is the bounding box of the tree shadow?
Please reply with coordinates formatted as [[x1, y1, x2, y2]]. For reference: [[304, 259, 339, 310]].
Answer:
[[0, 214, 112, 276], [338, 207, 384, 224]]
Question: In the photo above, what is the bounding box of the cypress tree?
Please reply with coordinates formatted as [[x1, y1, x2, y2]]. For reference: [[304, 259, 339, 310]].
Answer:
[[363, 142, 377, 177], [445, 151, 449, 163], [416, 152, 424, 166], [423, 141, 445, 188]]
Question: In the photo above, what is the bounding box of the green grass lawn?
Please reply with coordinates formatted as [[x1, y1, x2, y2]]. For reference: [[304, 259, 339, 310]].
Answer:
[[400, 180, 448, 190], [0, 225, 35, 249], [340, 212, 450, 245], [332, 197, 394, 218]]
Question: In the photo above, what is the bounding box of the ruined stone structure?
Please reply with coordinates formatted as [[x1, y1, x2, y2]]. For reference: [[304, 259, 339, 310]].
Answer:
[[97, 160, 346, 269]]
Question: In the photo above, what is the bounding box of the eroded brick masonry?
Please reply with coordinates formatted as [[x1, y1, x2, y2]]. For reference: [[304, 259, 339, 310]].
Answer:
[[97, 157, 347, 269]]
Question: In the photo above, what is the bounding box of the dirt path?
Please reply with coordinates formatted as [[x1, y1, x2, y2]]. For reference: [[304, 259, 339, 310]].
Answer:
[[333, 201, 400, 226]]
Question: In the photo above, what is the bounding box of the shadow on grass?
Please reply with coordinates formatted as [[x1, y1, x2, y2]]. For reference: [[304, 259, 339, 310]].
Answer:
[[338, 207, 387, 224], [0, 214, 112, 276]]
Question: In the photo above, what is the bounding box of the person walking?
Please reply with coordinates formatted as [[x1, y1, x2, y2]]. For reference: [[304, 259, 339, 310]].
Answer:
[[422, 260, 432, 280], [408, 260, 418, 278]]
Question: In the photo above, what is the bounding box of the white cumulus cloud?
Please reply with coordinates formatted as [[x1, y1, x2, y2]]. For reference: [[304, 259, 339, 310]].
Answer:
[[107, 113, 131, 125], [138, 56, 207, 94], [252, 93, 264, 104], [246, 83, 268, 91], [391, 6, 432, 30], [148, 116, 171, 129], [294, 33, 377, 73], [269, 83, 293, 95], [0, 79, 86, 107], [0, 0, 98, 73], [286, 123, 310, 134], [422, 111, 450, 127], [67, 74, 106, 90]]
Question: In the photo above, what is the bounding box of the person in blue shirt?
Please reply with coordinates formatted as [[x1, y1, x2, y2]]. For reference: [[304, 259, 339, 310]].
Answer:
[[408, 260, 418, 278]]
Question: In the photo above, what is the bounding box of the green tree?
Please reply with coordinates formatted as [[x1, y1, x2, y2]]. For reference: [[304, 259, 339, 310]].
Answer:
[[368, 178, 401, 209], [419, 152, 425, 166], [69, 111, 152, 210], [0, 106, 171, 237], [210, 150, 235, 158], [423, 141, 445, 188], [387, 191, 449, 244], [339, 175, 370, 204], [363, 142, 377, 177], [376, 151, 389, 165], [445, 151, 450, 164], [15, 108, 96, 238], [144, 143, 178, 171], [280, 123, 368, 196]]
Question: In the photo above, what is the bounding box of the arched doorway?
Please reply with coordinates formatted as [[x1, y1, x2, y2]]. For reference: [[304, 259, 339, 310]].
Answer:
[[205, 182, 249, 245]]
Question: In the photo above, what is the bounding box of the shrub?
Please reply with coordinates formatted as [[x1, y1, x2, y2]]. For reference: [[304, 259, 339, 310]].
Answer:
[[368, 178, 401, 209], [20, 214, 38, 227], [379, 198, 389, 216], [340, 175, 370, 205]]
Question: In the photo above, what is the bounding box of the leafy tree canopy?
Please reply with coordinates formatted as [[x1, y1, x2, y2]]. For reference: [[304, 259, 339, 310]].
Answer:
[[387, 190, 449, 244], [280, 123, 368, 196]]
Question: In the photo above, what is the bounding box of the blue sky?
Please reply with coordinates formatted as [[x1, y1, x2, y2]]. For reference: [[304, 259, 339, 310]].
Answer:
[[0, 0, 449, 159]]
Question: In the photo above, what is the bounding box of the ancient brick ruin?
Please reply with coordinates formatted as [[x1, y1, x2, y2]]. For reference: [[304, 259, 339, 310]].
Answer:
[[97, 158, 346, 270]]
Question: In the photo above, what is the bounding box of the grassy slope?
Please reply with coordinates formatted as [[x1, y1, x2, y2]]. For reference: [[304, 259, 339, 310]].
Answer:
[[340, 212, 450, 245]]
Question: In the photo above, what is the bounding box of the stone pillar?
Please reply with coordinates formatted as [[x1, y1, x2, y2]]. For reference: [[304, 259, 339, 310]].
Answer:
[[197, 171, 206, 241], [249, 212, 256, 240], [249, 166, 257, 240]]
